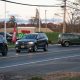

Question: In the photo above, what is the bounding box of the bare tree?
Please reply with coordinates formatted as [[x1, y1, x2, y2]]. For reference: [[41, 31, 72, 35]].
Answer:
[[29, 8, 42, 27]]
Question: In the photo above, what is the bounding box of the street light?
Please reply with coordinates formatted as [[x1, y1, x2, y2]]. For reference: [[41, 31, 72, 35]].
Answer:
[[4, 0, 7, 41]]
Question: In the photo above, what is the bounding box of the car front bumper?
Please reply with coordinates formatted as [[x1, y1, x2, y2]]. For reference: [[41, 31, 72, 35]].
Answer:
[[15, 44, 34, 51]]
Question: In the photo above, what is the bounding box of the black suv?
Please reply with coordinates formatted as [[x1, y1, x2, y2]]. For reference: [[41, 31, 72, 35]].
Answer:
[[58, 33, 80, 47], [15, 32, 48, 53], [0, 35, 8, 56]]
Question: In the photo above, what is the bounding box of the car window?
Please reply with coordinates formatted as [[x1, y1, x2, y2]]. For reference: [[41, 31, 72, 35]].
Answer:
[[42, 33, 47, 38], [0, 36, 4, 42], [61, 34, 72, 39], [37, 34, 43, 39], [39, 34, 43, 38], [73, 35, 79, 39], [67, 34, 74, 39], [60, 33, 80, 39], [61, 34, 68, 39], [37, 34, 41, 39]]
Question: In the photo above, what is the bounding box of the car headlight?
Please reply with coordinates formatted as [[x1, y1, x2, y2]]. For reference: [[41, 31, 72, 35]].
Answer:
[[15, 41, 18, 44], [28, 42, 34, 44]]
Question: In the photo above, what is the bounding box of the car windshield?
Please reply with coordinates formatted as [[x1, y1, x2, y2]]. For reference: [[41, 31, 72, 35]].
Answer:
[[22, 34, 37, 39]]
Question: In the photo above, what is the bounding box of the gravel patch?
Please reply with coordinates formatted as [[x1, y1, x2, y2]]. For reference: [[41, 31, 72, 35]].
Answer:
[[0, 72, 80, 80]]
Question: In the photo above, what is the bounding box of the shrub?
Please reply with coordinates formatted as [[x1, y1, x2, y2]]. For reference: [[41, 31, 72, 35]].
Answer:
[[60, 77, 80, 80], [28, 76, 44, 80], [46, 32, 60, 44]]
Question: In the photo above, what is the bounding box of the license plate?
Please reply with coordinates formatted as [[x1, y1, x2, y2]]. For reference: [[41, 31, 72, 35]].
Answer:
[[21, 46, 24, 48]]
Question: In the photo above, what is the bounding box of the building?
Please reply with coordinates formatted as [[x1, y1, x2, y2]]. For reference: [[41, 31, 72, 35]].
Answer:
[[17, 27, 36, 33]]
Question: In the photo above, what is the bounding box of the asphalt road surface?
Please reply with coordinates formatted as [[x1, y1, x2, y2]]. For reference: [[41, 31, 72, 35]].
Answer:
[[0, 44, 80, 75]]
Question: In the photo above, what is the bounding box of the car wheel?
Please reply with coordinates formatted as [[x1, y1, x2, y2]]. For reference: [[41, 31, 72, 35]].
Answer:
[[2, 47, 8, 56], [64, 41, 70, 47], [43, 44, 48, 51], [16, 50, 20, 53], [61, 43, 65, 47], [33, 45, 37, 52]]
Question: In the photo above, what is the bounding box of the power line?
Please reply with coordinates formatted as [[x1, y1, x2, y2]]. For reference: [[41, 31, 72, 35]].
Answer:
[[0, 0, 62, 7]]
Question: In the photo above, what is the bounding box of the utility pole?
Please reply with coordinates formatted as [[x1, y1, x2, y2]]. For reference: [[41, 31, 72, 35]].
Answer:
[[63, 0, 67, 33], [38, 7, 41, 32], [4, 0, 7, 41], [45, 10, 47, 32]]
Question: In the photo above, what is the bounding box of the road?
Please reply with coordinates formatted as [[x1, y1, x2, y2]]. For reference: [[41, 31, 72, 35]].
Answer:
[[0, 44, 80, 75]]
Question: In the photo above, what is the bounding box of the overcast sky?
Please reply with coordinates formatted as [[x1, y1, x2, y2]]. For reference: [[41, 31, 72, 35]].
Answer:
[[0, 0, 76, 20]]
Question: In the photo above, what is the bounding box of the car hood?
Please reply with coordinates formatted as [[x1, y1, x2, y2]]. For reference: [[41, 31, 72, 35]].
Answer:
[[17, 39, 36, 42]]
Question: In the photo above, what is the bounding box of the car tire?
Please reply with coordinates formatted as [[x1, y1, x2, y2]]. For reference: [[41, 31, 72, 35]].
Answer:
[[33, 45, 37, 52], [61, 43, 65, 47], [43, 44, 48, 51], [2, 47, 8, 56], [16, 50, 20, 53], [64, 41, 70, 47]]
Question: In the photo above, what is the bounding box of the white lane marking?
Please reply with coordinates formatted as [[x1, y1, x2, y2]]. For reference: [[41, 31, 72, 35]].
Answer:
[[1, 48, 80, 59], [0, 54, 80, 69]]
